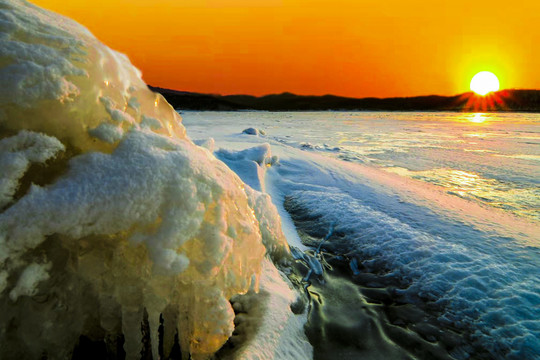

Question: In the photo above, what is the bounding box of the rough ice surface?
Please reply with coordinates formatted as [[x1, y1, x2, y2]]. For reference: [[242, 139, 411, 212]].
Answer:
[[217, 144, 279, 193], [285, 188, 540, 359], [0, 1, 297, 359], [225, 259, 312, 360], [182, 111, 540, 360]]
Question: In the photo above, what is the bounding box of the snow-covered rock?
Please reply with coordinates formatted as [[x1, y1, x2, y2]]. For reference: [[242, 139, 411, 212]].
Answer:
[[0, 1, 294, 359]]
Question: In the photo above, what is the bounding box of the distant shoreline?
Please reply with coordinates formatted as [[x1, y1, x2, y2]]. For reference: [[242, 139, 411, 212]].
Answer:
[[178, 109, 540, 114], [149, 86, 540, 112]]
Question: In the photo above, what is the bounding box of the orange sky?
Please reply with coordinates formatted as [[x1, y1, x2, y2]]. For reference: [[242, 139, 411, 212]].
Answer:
[[33, 0, 540, 97]]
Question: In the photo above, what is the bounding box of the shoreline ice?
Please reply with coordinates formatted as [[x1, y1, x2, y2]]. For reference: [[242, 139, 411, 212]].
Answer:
[[0, 1, 311, 359], [1, 0, 539, 359], [184, 111, 540, 359]]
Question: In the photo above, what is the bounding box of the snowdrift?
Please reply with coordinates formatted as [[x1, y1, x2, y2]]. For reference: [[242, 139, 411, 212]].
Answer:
[[0, 1, 294, 359]]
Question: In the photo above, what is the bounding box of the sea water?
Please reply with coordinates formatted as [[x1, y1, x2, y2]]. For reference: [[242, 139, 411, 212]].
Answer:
[[183, 111, 540, 359]]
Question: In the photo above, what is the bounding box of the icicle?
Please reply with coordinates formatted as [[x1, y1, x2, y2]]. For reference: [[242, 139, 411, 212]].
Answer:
[[121, 306, 144, 359], [162, 304, 179, 358], [100, 295, 123, 358], [147, 308, 161, 360], [177, 302, 191, 360], [100, 295, 122, 333]]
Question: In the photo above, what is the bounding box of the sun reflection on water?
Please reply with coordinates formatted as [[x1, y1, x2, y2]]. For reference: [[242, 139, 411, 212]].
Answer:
[[385, 167, 540, 221], [469, 113, 487, 123]]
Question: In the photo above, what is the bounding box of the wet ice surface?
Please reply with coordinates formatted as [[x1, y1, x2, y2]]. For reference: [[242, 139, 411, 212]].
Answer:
[[183, 111, 540, 359], [185, 111, 540, 221], [284, 189, 540, 359]]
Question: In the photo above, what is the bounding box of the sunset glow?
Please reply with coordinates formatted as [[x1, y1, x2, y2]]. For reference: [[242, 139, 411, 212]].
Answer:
[[31, 0, 540, 97], [2, 2, 539, 359]]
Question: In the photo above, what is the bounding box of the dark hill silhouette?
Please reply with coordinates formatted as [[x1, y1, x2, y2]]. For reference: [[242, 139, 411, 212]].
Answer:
[[149, 86, 540, 112]]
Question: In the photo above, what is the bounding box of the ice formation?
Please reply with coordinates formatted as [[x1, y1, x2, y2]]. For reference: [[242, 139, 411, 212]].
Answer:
[[242, 128, 265, 136], [284, 188, 540, 359], [225, 259, 312, 360], [0, 1, 293, 359], [216, 144, 279, 193], [182, 103, 540, 359]]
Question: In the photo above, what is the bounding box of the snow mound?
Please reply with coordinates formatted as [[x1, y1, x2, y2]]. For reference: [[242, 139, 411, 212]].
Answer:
[[215, 144, 287, 257], [0, 1, 289, 359], [242, 128, 265, 136], [217, 144, 279, 193], [193, 137, 216, 152]]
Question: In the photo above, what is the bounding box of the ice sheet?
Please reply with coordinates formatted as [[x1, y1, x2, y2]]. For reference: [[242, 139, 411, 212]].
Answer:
[[183, 110, 540, 359]]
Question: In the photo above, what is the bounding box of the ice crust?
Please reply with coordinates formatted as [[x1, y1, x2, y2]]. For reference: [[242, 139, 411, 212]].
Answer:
[[217, 144, 279, 193], [285, 188, 540, 359], [226, 259, 312, 360], [0, 1, 293, 359], [181, 112, 540, 360]]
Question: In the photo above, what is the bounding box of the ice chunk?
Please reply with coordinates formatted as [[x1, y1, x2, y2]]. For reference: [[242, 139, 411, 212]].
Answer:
[[218, 143, 277, 166], [242, 127, 265, 136], [0, 0, 185, 154], [0, 1, 289, 359], [244, 186, 289, 260], [194, 138, 216, 152], [217, 144, 279, 192]]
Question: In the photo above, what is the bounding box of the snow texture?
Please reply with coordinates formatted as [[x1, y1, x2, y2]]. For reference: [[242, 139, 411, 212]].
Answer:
[[182, 111, 540, 360], [226, 259, 312, 360], [242, 128, 265, 136], [0, 1, 294, 359], [217, 144, 279, 193]]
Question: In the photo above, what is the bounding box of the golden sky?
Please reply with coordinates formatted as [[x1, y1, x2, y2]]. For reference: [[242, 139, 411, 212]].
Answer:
[[33, 0, 540, 97]]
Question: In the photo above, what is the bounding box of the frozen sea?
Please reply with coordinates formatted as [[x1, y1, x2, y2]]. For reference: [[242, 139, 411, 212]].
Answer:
[[183, 111, 540, 360]]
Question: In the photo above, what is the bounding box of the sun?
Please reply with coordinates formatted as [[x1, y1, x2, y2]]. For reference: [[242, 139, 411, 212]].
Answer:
[[470, 71, 500, 96]]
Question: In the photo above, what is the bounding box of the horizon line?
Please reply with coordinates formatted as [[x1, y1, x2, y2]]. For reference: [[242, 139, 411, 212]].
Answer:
[[148, 86, 538, 100]]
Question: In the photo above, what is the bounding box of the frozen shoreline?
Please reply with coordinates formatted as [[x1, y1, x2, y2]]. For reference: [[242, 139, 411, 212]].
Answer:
[[183, 110, 540, 359], [1, 1, 538, 358], [0, 2, 311, 359]]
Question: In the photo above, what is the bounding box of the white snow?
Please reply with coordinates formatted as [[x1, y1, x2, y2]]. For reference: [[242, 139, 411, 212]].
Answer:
[[181, 111, 540, 359], [0, 2, 307, 359], [9, 262, 51, 301], [226, 258, 312, 360], [194, 137, 216, 152], [216, 144, 278, 193], [0, 130, 65, 209]]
